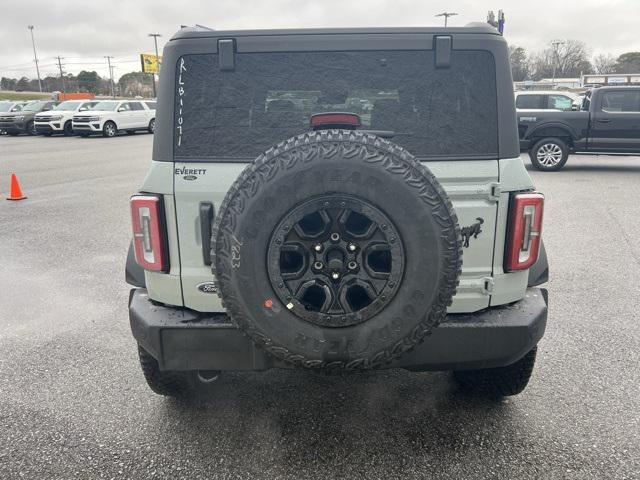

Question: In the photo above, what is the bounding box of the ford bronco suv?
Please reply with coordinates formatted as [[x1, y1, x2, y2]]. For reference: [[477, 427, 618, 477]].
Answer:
[[127, 24, 548, 398]]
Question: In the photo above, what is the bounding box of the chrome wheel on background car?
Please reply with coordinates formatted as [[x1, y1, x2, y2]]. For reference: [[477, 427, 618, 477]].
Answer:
[[536, 144, 563, 167], [148, 118, 155, 133], [529, 137, 569, 172], [103, 121, 117, 137]]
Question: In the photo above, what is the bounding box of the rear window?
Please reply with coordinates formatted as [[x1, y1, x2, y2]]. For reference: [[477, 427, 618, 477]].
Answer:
[[174, 50, 498, 160], [547, 94, 574, 111], [515, 94, 544, 110], [601, 91, 640, 112]]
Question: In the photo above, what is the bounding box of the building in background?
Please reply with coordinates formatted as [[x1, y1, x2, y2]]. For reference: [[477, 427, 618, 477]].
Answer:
[[582, 73, 640, 86]]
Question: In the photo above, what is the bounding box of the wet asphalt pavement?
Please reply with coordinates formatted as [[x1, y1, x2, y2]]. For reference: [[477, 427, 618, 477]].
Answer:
[[1, 134, 639, 479]]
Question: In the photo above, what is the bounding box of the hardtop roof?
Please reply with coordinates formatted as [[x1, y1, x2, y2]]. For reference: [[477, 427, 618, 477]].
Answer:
[[171, 23, 499, 41]]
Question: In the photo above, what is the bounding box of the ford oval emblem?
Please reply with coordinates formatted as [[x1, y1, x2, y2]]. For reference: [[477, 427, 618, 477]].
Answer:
[[183, 175, 198, 181], [197, 282, 218, 294]]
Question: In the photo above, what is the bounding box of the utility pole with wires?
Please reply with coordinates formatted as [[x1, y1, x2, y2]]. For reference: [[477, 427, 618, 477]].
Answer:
[[551, 40, 565, 88], [148, 33, 162, 98], [27, 25, 42, 92], [110, 65, 116, 96], [435, 12, 458, 27], [56, 56, 66, 92], [104, 56, 115, 98]]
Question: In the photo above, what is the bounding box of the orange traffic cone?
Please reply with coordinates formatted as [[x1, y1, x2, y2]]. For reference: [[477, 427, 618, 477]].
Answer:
[[7, 173, 27, 201]]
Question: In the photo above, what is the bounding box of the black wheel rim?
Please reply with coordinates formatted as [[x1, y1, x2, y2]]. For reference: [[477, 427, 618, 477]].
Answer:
[[267, 195, 405, 327]]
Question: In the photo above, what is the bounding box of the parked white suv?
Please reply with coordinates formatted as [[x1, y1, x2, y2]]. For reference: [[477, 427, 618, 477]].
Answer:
[[34, 100, 98, 136], [72, 100, 156, 137], [514, 90, 582, 112]]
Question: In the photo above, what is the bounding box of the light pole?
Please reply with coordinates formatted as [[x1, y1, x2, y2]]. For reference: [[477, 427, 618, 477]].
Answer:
[[56, 56, 65, 92], [27, 25, 42, 92], [148, 33, 162, 98], [435, 12, 458, 27], [551, 40, 565, 88], [104, 56, 115, 98]]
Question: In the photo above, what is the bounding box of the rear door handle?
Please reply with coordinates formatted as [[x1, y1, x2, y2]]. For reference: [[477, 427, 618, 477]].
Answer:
[[596, 119, 612, 123]]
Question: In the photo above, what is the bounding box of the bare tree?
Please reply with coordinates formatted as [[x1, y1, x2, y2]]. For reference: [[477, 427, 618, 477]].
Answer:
[[529, 39, 593, 80], [593, 54, 617, 74]]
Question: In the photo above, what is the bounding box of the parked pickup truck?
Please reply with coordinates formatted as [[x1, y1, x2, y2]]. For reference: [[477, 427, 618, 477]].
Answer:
[[518, 86, 640, 171]]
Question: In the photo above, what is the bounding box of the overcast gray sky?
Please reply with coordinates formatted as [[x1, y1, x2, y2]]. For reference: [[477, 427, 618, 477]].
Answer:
[[1, 0, 639, 81]]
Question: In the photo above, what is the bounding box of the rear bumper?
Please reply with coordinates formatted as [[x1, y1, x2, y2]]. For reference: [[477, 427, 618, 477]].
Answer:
[[130, 288, 548, 372]]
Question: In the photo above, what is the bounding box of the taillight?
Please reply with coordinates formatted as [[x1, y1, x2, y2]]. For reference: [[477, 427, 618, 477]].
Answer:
[[505, 192, 544, 271], [130, 195, 168, 272]]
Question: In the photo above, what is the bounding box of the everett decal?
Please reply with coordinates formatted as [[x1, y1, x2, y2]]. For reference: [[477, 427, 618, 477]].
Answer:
[[174, 167, 207, 181]]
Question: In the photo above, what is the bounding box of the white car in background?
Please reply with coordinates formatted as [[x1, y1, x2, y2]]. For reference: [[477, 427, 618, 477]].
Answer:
[[34, 100, 98, 136], [514, 90, 583, 112], [72, 100, 156, 137]]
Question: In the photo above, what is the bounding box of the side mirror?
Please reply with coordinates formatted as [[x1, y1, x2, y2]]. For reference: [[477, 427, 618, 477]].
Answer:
[[79, 107, 87, 111], [117, 107, 126, 112]]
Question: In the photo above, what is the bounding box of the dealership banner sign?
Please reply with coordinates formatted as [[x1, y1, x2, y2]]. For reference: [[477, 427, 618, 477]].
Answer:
[[140, 54, 163, 74]]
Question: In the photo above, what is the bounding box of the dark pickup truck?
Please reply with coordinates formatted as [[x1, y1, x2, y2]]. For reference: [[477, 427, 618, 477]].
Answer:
[[518, 86, 640, 171]]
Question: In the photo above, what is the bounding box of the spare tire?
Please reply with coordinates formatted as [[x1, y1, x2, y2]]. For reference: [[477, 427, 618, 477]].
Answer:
[[212, 131, 462, 370]]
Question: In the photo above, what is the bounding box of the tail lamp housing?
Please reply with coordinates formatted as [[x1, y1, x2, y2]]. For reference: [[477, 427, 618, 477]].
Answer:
[[505, 192, 544, 271], [130, 195, 168, 272], [310, 112, 361, 130]]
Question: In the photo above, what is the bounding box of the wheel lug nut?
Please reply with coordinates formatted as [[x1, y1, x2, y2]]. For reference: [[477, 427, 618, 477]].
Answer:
[[348, 261, 357, 270], [313, 261, 323, 270], [348, 243, 357, 252], [331, 271, 340, 280], [314, 244, 323, 252]]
